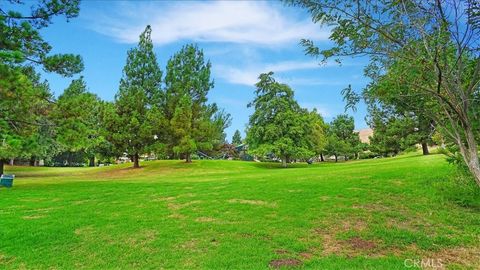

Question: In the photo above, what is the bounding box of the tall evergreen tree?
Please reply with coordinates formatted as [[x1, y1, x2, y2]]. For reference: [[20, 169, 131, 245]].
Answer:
[[246, 72, 313, 168], [232, 130, 242, 145], [53, 77, 104, 166], [164, 44, 228, 162], [105, 25, 164, 168], [0, 0, 83, 174]]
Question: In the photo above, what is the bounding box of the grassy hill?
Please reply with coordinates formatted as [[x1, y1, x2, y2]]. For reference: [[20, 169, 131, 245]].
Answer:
[[0, 154, 479, 269]]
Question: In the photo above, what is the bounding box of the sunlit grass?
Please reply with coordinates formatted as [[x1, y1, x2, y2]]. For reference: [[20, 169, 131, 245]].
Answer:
[[1, 154, 479, 269]]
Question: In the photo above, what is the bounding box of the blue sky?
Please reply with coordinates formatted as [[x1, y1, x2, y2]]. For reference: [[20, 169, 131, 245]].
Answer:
[[39, 0, 370, 141]]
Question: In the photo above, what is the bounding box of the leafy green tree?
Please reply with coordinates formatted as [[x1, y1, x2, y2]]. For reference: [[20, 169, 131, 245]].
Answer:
[[53, 77, 105, 166], [291, 0, 480, 185], [232, 130, 242, 145], [327, 114, 360, 161], [368, 107, 420, 157], [170, 95, 196, 161], [246, 72, 313, 167], [324, 133, 346, 162], [0, 0, 83, 75], [307, 110, 328, 161], [362, 65, 435, 155], [105, 25, 164, 168], [0, 0, 83, 174], [164, 44, 230, 162], [0, 66, 55, 173]]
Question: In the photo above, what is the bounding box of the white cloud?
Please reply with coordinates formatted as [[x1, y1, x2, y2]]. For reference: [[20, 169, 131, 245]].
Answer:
[[276, 76, 350, 87], [85, 1, 329, 46], [214, 60, 325, 86]]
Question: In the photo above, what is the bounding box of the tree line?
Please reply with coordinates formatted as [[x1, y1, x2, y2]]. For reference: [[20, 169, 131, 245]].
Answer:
[[290, 0, 480, 186], [0, 1, 230, 174], [244, 72, 363, 167], [2, 1, 480, 187]]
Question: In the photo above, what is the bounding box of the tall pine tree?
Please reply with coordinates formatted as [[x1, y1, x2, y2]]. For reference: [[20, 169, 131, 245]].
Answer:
[[164, 44, 228, 162], [106, 25, 164, 168], [53, 77, 104, 166], [232, 130, 242, 145]]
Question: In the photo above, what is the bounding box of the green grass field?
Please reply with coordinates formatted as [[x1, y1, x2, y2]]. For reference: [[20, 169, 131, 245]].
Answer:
[[1, 154, 479, 269]]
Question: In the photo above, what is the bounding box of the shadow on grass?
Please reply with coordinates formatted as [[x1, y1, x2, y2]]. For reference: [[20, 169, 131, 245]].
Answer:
[[433, 170, 480, 210], [251, 162, 317, 169]]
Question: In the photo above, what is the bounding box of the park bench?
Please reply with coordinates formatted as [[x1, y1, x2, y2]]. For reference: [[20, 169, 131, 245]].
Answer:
[[0, 174, 15, 188]]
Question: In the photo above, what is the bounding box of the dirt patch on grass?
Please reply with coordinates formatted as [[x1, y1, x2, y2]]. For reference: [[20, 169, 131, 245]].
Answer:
[[426, 246, 480, 269], [165, 200, 202, 220], [167, 202, 181, 211], [168, 213, 186, 219], [178, 193, 197, 198], [314, 229, 343, 255], [72, 199, 95, 205], [96, 166, 145, 179], [124, 229, 157, 251], [340, 219, 367, 231], [346, 237, 377, 250], [312, 217, 478, 269], [275, 249, 289, 255], [319, 196, 330, 201], [228, 199, 277, 207], [0, 253, 16, 266], [195, 217, 216, 222], [22, 215, 45, 220], [74, 226, 95, 236], [167, 200, 201, 211], [269, 258, 302, 268], [299, 252, 313, 259], [351, 203, 390, 212], [152, 196, 176, 202], [177, 239, 197, 250], [312, 218, 381, 257]]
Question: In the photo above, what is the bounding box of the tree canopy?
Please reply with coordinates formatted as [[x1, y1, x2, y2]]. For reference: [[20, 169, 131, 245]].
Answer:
[[291, 0, 480, 186], [246, 72, 316, 167], [232, 130, 242, 146], [104, 25, 164, 168], [165, 44, 230, 162], [0, 0, 84, 174]]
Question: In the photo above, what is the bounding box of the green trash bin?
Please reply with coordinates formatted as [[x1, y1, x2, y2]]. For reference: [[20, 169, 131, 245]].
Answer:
[[0, 174, 14, 188]]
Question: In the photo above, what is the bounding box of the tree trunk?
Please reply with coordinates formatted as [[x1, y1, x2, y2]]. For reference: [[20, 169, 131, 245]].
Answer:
[[89, 156, 95, 167], [185, 153, 192, 163], [334, 154, 338, 162], [29, 156, 36, 166], [421, 142, 429, 155], [467, 155, 480, 187], [320, 153, 324, 162], [457, 128, 480, 187], [344, 155, 348, 161], [282, 156, 287, 168], [133, 153, 140, 168], [9, 159, 14, 166], [0, 160, 4, 175], [465, 133, 480, 187]]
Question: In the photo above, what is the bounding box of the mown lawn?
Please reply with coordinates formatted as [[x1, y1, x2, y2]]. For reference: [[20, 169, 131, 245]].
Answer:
[[0, 154, 479, 269]]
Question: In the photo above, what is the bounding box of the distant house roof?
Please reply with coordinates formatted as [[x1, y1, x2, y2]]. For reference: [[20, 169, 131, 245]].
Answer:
[[357, 128, 374, 144]]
